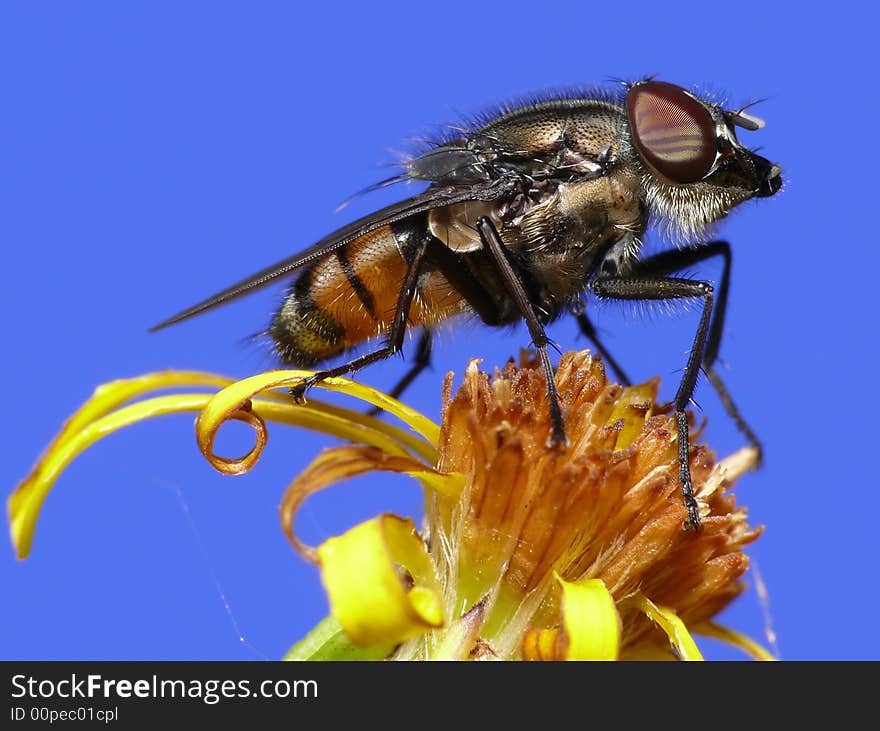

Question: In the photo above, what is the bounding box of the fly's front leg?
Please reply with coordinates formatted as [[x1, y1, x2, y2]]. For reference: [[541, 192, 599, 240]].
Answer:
[[290, 235, 429, 401], [591, 275, 713, 530], [476, 216, 567, 448], [630, 241, 762, 464]]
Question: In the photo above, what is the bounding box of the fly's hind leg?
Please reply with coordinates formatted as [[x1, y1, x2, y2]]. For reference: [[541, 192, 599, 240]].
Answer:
[[290, 234, 429, 401]]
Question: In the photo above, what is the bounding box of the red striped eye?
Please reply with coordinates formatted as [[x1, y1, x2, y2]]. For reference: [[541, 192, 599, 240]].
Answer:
[[626, 81, 717, 183]]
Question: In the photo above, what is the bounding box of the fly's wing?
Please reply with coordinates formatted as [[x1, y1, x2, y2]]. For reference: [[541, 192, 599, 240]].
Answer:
[[150, 176, 516, 331]]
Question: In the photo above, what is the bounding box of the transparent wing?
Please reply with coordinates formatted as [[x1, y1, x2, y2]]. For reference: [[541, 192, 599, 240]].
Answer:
[[150, 177, 514, 332]]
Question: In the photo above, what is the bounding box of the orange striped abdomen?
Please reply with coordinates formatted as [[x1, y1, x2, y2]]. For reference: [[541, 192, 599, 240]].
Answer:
[[270, 224, 466, 366]]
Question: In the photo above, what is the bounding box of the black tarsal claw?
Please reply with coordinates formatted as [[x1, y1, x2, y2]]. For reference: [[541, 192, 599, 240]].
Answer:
[[683, 501, 702, 532], [290, 372, 330, 404], [289, 383, 309, 404], [546, 428, 570, 451]]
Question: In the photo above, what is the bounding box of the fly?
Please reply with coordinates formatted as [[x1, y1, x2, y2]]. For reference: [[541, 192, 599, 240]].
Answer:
[[152, 79, 782, 530]]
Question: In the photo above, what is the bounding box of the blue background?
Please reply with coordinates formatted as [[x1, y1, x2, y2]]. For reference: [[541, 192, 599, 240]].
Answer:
[[3, 1, 875, 661]]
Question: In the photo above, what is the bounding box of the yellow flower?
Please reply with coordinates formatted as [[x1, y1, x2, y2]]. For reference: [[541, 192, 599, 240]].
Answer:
[[8, 351, 772, 661]]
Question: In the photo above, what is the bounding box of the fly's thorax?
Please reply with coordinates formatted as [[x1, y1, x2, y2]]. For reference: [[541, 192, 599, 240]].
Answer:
[[506, 172, 644, 308], [474, 97, 625, 164]]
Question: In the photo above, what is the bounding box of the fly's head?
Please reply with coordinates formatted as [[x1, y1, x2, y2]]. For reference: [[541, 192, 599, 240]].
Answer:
[[623, 80, 782, 244]]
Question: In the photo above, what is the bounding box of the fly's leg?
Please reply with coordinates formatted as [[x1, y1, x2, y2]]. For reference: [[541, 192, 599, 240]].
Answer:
[[591, 275, 713, 530], [476, 216, 567, 448], [364, 225, 512, 416], [575, 312, 632, 386], [629, 241, 762, 464], [290, 234, 429, 400], [367, 329, 433, 415]]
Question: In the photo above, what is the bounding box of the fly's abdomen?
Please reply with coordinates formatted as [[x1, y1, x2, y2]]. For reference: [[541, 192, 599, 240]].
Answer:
[[270, 224, 465, 366]]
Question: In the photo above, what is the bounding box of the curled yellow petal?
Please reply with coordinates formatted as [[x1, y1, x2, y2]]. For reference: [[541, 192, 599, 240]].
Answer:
[[629, 594, 703, 661], [11, 369, 438, 560], [317, 514, 444, 647], [605, 379, 659, 451], [196, 371, 439, 462], [557, 576, 621, 660], [280, 445, 464, 561], [694, 621, 777, 661]]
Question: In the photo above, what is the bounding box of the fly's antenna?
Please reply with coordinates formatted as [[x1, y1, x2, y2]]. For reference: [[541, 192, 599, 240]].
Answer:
[[728, 98, 768, 131]]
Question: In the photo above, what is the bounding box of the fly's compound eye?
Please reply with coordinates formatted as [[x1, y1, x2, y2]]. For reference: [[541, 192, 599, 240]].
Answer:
[[627, 81, 717, 184]]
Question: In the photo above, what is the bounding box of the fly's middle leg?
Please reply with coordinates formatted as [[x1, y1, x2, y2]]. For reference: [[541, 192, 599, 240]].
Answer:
[[476, 216, 567, 448]]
